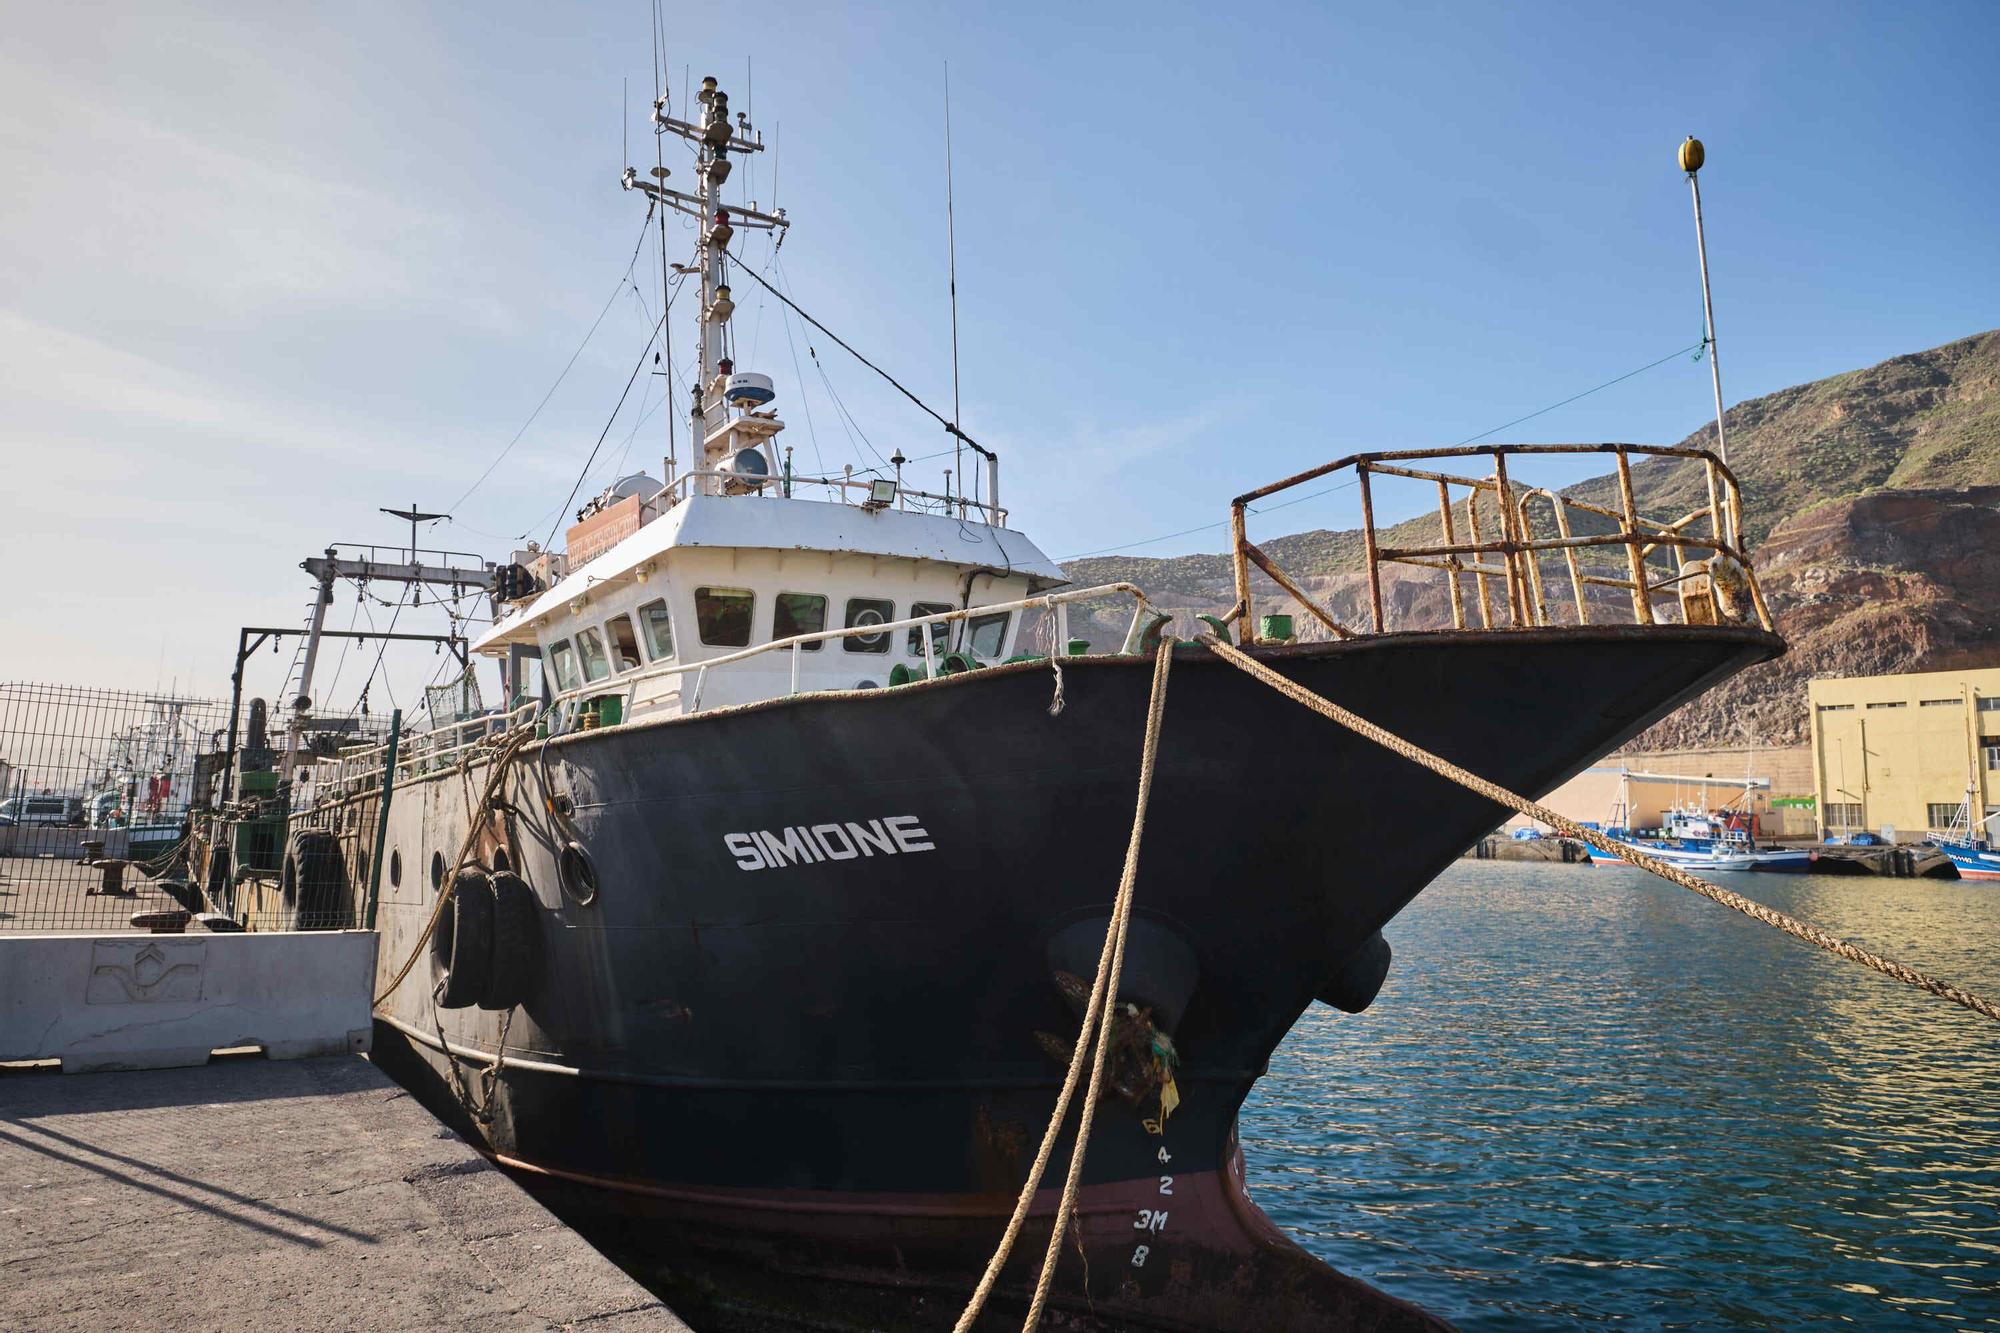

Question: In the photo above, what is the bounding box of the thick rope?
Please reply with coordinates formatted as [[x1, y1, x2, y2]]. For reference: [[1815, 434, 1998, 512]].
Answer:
[[954, 639, 1176, 1333], [372, 728, 535, 1007], [1196, 633, 2000, 1026]]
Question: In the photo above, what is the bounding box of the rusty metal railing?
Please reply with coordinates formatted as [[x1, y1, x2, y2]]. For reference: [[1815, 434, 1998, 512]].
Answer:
[[1227, 444, 1773, 641]]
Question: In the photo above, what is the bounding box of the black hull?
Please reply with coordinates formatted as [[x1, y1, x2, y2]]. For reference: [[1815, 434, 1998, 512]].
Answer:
[[372, 626, 1781, 1328]]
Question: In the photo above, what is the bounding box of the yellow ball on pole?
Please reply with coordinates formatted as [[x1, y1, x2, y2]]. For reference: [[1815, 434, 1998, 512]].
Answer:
[[1679, 136, 1705, 174]]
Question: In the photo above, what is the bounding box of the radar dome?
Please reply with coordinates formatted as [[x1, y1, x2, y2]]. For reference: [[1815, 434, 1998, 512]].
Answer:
[[725, 372, 776, 408]]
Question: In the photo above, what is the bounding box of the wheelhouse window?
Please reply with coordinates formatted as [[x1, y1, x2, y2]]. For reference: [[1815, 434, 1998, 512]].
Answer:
[[548, 640, 582, 692], [774, 593, 828, 650], [696, 587, 755, 647], [967, 611, 1011, 660], [844, 598, 894, 653], [575, 627, 611, 682], [908, 601, 952, 656], [637, 598, 675, 660], [604, 614, 642, 673]]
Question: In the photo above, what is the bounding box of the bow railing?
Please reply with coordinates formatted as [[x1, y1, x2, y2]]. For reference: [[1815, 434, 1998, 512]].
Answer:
[[1228, 444, 1773, 641]]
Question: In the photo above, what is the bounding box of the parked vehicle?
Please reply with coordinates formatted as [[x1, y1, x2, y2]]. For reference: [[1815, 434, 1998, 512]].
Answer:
[[0, 795, 86, 827]]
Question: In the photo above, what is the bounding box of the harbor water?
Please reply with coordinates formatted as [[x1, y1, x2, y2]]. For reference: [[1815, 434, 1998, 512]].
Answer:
[[1242, 862, 2000, 1328]]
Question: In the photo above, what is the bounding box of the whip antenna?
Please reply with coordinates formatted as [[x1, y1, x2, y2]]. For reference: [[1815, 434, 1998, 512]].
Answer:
[[944, 62, 963, 511], [1681, 135, 1732, 543]]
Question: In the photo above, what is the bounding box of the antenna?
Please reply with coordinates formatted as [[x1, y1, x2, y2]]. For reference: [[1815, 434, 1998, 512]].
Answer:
[[944, 62, 963, 506], [379, 504, 448, 563], [651, 0, 676, 487], [1681, 135, 1732, 544]]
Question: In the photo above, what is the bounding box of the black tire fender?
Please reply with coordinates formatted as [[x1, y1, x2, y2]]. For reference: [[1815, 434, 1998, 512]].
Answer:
[[479, 870, 542, 1011], [286, 829, 348, 930], [431, 868, 494, 1009]]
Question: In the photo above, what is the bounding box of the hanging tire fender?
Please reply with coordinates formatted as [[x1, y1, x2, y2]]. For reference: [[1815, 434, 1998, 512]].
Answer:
[[479, 870, 543, 1011], [431, 868, 494, 1009], [285, 829, 348, 929]]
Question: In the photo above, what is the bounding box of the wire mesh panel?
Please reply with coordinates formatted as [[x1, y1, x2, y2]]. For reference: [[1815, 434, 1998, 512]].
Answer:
[[0, 684, 232, 933]]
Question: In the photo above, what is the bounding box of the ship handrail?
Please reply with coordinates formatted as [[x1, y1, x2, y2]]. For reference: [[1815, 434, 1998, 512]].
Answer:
[[1226, 443, 1774, 640], [650, 468, 1008, 527], [545, 581, 1152, 723], [308, 700, 540, 801]]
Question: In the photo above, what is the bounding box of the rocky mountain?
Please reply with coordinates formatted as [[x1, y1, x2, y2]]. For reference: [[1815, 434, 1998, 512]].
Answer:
[[1061, 330, 2000, 749]]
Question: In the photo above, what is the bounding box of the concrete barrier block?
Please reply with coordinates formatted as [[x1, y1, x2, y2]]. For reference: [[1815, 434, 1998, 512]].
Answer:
[[0, 930, 378, 1073]]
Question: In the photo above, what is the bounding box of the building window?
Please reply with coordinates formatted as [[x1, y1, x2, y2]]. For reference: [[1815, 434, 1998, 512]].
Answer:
[[1817, 704, 1854, 713], [1979, 697, 2000, 712], [576, 627, 611, 682], [636, 599, 675, 661], [774, 593, 827, 650], [908, 601, 953, 656], [1928, 802, 1965, 831], [1823, 801, 1862, 829], [967, 611, 1011, 660], [1865, 701, 1907, 710], [695, 588, 755, 647], [844, 598, 894, 653], [604, 615, 642, 673], [1986, 743, 2000, 772], [1920, 698, 1958, 708]]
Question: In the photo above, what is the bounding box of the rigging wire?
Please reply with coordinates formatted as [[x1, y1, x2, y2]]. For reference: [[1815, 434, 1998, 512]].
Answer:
[[448, 216, 656, 515], [1057, 340, 1706, 563], [778, 301, 827, 475], [731, 244, 987, 461], [543, 311, 669, 551]]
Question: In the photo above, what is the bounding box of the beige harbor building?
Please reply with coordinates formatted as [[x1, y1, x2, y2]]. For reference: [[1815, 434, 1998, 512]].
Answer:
[[1809, 665, 2000, 841]]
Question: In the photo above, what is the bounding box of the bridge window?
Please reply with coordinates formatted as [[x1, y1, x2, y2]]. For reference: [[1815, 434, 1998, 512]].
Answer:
[[604, 615, 642, 673], [576, 627, 611, 682], [844, 598, 894, 653], [775, 593, 828, 650], [548, 640, 582, 692], [637, 599, 675, 660], [696, 587, 755, 647], [968, 611, 1011, 660], [908, 601, 952, 656]]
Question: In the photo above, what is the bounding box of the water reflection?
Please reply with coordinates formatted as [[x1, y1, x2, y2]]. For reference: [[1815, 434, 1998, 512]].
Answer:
[[1241, 862, 2000, 1329]]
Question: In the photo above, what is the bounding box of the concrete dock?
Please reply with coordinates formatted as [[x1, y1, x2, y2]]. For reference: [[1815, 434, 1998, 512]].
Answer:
[[0, 1055, 689, 1331]]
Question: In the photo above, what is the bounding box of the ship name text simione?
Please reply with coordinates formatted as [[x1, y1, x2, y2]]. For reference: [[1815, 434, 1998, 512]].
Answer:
[[724, 816, 935, 871]]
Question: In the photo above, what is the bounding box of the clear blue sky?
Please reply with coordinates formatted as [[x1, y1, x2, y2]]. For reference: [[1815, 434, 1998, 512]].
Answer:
[[3, 1, 1996, 702]]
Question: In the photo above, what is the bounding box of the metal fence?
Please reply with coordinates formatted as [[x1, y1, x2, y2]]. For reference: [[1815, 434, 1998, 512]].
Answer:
[[0, 683, 395, 934], [0, 684, 232, 933]]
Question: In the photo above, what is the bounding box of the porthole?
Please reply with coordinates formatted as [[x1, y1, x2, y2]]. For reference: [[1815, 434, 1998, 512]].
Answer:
[[558, 841, 599, 906], [430, 851, 446, 892], [390, 848, 403, 887]]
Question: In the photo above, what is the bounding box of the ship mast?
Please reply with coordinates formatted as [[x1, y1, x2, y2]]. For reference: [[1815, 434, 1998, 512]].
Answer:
[[623, 75, 788, 496]]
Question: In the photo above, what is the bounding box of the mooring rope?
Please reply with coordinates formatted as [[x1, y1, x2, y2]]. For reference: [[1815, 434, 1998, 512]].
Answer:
[[1195, 633, 2000, 1026], [955, 637, 1176, 1333], [372, 727, 536, 1007]]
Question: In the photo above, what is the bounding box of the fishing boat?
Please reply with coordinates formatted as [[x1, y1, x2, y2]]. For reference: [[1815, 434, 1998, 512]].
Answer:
[[1926, 785, 2000, 882], [189, 91, 1784, 1330], [1585, 825, 1813, 872], [1584, 782, 1815, 872]]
